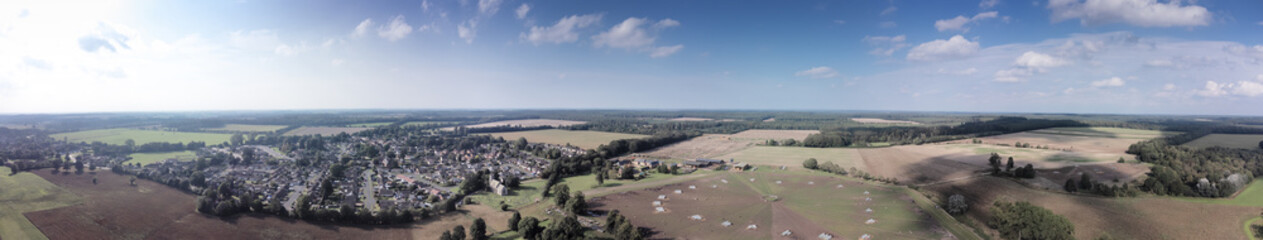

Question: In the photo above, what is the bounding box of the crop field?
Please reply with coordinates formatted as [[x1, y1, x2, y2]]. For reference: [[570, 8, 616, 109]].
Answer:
[[727, 129, 819, 141], [282, 126, 370, 136], [469, 171, 691, 210], [204, 124, 288, 132], [591, 171, 956, 240], [347, 122, 395, 128], [1183, 134, 1263, 150], [715, 146, 863, 170], [950, 128, 1163, 155], [667, 117, 714, 121], [851, 118, 921, 125], [486, 129, 648, 149], [125, 151, 198, 166], [462, 119, 585, 128], [0, 167, 82, 240], [51, 128, 233, 145], [640, 130, 829, 160], [1028, 127, 1175, 139], [403, 121, 457, 127]]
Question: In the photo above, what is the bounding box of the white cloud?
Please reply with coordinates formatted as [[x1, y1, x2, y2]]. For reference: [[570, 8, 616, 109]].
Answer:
[[1014, 51, 1070, 70], [478, 0, 503, 15], [881, 6, 897, 16], [1237, 81, 1263, 97], [458, 20, 477, 44], [1048, 0, 1211, 27], [522, 14, 602, 45], [862, 35, 907, 56], [229, 29, 280, 52], [939, 67, 978, 75], [650, 45, 683, 58], [980, 0, 999, 9], [1198, 79, 1263, 97], [274, 42, 310, 56], [421, 0, 431, 12], [935, 11, 999, 32], [795, 66, 840, 79], [653, 19, 680, 29], [515, 4, 530, 20], [377, 15, 413, 42], [1091, 77, 1125, 87], [1163, 83, 1176, 90], [907, 35, 979, 61], [993, 68, 1032, 82], [352, 19, 374, 38]]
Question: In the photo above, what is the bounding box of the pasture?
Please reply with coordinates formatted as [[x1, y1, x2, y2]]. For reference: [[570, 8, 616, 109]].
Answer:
[[640, 130, 830, 160], [281, 126, 370, 136], [203, 124, 287, 132], [715, 146, 863, 170], [51, 128, 232, 145], [486, 129, 648, 149], [591, 171, 958, 240], [468, 171, 690, 210], [126, 151, 198, 166], [0, 167, 82, 240], [1183, 134, 1263, 150]]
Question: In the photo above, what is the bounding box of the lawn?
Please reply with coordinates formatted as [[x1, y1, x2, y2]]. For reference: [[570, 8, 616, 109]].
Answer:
[[486, 129, 648, 149], [1183, 134, 1263, 150], [51, 128, 233, 145], [204, 124, 288, 132], [0, 167, 83, 240], [715, 146, 862, 170], [126, 151, 198, 166]]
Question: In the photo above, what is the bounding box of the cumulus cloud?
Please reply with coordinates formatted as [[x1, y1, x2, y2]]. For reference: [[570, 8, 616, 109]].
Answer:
[[1014, 51, 1070, 70], [1091, 77, 1125, 87], [1048, 0, 1211, 27], [377, 15, 413, 42], [592, 17, 684, 57], [478, 0, 503, 15], [862, 35, 907, 56], [980, 0, 999, 9], [650, 45, 684, 58], [522, 14, 602, 45], [907, 35, 979, 61], [78, 22, 132, 53], [515, 4, 530, 20], [1198, 78, 1263, 97], [935, 11, 999, 32], [795, 66, 840, 79], [881, 6, 897, 16], [458, 20, 477, 44], [353, 19, 374, 37]]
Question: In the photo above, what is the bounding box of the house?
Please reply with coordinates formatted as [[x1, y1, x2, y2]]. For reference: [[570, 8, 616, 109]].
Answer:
[[633, 159, 660, 168], [489, 176, 508, 196], [696, 159, 725, 165], [682, 160, 708, 168], [731, 163, 748, 171]]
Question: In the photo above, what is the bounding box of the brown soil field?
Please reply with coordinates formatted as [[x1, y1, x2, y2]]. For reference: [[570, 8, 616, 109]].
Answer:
[[924, 177, 1258, 240], [727, 129, 820, 141], [282, 126, 371, 136], [857, 146, 984, 185], [463, 119, 586, 128], [948, 131, 1146, 155], [25, 171, 511, 240], [851, 118, 921, 125], [638, 134, 759, 159]]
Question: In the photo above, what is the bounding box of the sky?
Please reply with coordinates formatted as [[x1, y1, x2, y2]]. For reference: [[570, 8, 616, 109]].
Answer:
[[1, 0, 1262, 115]]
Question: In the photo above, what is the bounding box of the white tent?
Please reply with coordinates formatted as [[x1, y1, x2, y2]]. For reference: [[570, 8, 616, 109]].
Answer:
[[808, 181, 814, 185], [865, 208, 873, 213], [836, 184, 844, 188], [781, 230, 792, 236], [865, 219, 876, 224], [863, 191, 870, 195], [860, 234, 872, 240], [721, 221, 732, 227], [655, 207, 665, 212], [818, 233, 833, 240], [721, 179, 729, 183], [749, 178, 755, 182], [690, 214, 703, 220], [711, 185, 717, 188], [658, 195, 667, 200], [776, 180, 782, 184], [747, 224, 758, 230], [865, 197, 872, 201], [653, 201, 662, 206], [674, 189, 683, 194], [689, 185, 696, 189]]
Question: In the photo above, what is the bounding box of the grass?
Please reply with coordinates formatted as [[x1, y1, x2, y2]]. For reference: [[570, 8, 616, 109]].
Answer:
[[346, 122, 396, 128], [204, 124, 287, 132], [486, 129, 648, 149], [715, 146, 861, 170], [1029, 127, 1175, 139], [0, 167, 83, 240], [952, 144, 1109, 163], [126, 151, 198, 166], [1246, 217, 1262, 240], [468, 171, 687, 209], [1182, 134, 1263, 150], [903, 188, 983, 240], [51, 128, 233, 145], [1175, 180, 1263, 207]]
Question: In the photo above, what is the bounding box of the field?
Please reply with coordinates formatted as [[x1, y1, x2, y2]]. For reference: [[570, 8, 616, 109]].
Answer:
[[1183, 134, 1263, 149], [1028, 127, 1175, 139], [715, 146, 863, 170], [346, 122, 395, 128], [51, 128, 233, 145], [125, 151, 198, 166], [1175, 180, 1263, 207], [282, 126, 371, 136], [403, 121, 457, 127], [204, 124, 288, 132], [851, 118, 921, 125], [486, 129, 648, 149], [468, 171, 692, 210], [461, 119, 585, 129], [591, 170, 959, 240], [727, 129, 819, 141], [667, 117, 714, 122], [0, 167, 83, 240], [950, 127, 1167, 155], [640, 130, 827, 160]]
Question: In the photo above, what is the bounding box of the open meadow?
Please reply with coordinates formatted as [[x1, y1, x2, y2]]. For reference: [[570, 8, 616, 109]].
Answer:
[[204, 124, 288, 133], [715, 146, 863, 170], [125, 151, 198, 166], [1183, 134, 1263, 149], [0, 167, 83, 240], [282, 126, 371, 136], [51, 128, 233, 145], [486, 129, 648, 149], [639, 129, 825, 160]]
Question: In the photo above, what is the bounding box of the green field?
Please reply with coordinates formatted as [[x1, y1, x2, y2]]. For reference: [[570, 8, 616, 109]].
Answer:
[[468, 171, 688, 209], [126, 151, 198, 166], [715, 146, 862, 170], [1030, 127, 1176, 139], [0, 167, 83, 240], [1182, 134, 1263, 150], [404, 121, 458, 127], [204, 124, 288, 132], [1176, 180, 1263, 207], [347, 122, 396, 128], [486, 129, 648, 149], [51, 128, 233, 145]]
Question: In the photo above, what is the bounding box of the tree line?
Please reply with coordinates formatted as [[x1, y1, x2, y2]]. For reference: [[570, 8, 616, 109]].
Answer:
[[802, 117, 1087, 147]]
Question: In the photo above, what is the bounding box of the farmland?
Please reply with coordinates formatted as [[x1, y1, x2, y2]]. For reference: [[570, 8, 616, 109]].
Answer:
[[461, 119, 585, 129], [204, 124, 288, 132], [715, 146, 863, 170], [667, 117, 714, 121], [125, 151, 198, 166], [1183, 134, 1263, 149], [1028, 127, 1175, 139], [51, 128, 233, 145], [727, 129, 819, 141], [486, 129, 648, 149], [639, 130, 826, 160], [346, 122, 395, 128], [851, 118, 921, 125], [1175, 180, 1263, 207], [0, 167, 82, 240], [282, 126, 370, 136]]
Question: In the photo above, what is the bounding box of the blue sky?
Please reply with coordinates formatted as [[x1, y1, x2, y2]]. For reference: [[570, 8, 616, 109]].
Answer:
[[1, 0, 1262, 115]]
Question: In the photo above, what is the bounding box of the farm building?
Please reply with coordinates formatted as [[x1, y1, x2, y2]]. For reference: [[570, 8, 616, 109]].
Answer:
[[633, 158, 660, 168], [696, 158, 725, 165], [682, 160, 709, 168]]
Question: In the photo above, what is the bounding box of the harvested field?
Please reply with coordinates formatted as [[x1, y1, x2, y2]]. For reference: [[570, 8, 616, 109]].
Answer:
[[591, 171, 954, 240], [715, 146, 863, 170], [937, 144, 1130, 165], [282, 126, 370, 136], [857, 146, 984, 185], [949, 130, 1155, 155], [347, 122, 395, 128], [851, 118, 921, 125], [24, 170, 509, 240], [638, 134, 759, 160], [125, 151, 198, 166], [463, 119, 585, 128], [668, 117, 713, 122], [1028, 127, 1175, 139], [0, 167, 82, 240], [204, 124, 288, 132], [51, 128, 232, 145], [727, 129, 819, 141], [1183, 134, 1263, 150], [925, 177, 1258, 240], [486, 129, 648, 149]]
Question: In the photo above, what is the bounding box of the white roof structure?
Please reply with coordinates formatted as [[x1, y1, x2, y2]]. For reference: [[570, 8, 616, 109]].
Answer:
[[818, 233, 833, 240], [711, 185, 717, 188], [863, 191, 870, 195], [808, 181, 814, 185], [721, 221, 732, 227], [750, 178, 755, 182], [658, 195, 666, 200], [721, 179, 729, 183], [837, 184, 844, 188], [655, 207, 665, 212], [674, 189, 683, 194], [865, 208, 873, 213], [781, 230, 792, 236], [776, 180, 782, 184], [653, 201, 662, 206], [865, 197, 872, 201], [865, 219, 876, 224], [747, 224, 758, 230], [689, 185, 696, 189], [860, 234, 872, 240], [690, 214, 704, 220]]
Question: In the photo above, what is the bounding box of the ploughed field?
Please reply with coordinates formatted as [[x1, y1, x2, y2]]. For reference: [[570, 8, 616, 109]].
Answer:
[[591, 171, 953, 240]]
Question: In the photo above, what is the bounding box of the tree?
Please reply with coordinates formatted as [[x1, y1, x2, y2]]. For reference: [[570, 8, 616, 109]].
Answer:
[[947, 194, 968, 215], [440, 230, 453, 240], [518, 217, 542, 240], [1064, 179, 1077, 192], [1006, 157, 1015, 172], [124, 139, 136, 149], [988, 153, 1002, 173], [508, 212, 521, 231], [1259, 140, 1263, 150], [1117, 157, 1126, 163], [92, 177, 98, 185], [803, 158, 818, 170], [606, 210, 623, 232], [1079, 174, 1093, 191], [989, 201, 1075, 240], [470, 218, 488, 240], [452, 225, 466, 240], [553, 184, 570, 207], [230, 133, 245, 146], [595, 172, 605, 186], [565, 191, 587, 214], [619, 166, 635, 180]]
